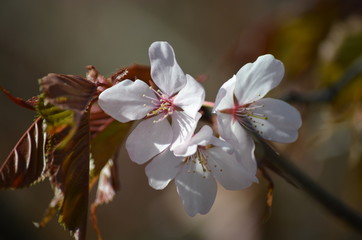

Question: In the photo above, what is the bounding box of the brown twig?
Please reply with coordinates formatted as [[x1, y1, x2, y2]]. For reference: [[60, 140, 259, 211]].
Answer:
[[254, 133, 362, 233], [282, 57, 362, 104]]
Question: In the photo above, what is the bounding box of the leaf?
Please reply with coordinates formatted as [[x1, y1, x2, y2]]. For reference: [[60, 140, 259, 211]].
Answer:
[[89, 103, 115, 139], [110, 64, 151, 84], [0, 117, 46, 189], [39, 73, 97, 149], [37, 95, 75, 149], [90, 158, 120, 240], [35, 97, 91, 239], [0, 87, 37, 110], [37, 73, 97, 239], [50, 112, 90, 240], [90, 104, 132, 177], [40, 73, 97, 113]]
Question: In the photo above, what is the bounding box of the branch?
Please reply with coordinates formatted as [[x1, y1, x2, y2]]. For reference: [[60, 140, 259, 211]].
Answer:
[[255, 133, 362, 233], [282, 57, 362, 103]]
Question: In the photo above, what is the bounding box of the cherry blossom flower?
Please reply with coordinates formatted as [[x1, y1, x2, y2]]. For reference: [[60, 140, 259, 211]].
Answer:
[[98, 41, 205, 164], [145, 122, 257, 216], [213, 54, 302, 174]]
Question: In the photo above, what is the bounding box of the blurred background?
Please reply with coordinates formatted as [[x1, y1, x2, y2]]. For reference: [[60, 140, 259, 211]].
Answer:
[[0, 0, 362, 239]]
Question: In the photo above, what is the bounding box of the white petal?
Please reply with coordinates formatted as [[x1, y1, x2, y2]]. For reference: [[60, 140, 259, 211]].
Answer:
[[145, 148, 182, 190], [170, 111, 200, 153], [249, 98, 302, 143], [98, 80, 154, 122], [213, 75, 236, 112], [209, 135, 234, 154], [175, 161, 217, 216], [189, 125, 213, 147], [216, 113, 257, 175], [207, 147, 256, 190], [173, 123, 212, 157], [149, 41, 186, 96], [234, 54, 284, 104], [126, 116, 172, 164], [173, 74, 205, 119]]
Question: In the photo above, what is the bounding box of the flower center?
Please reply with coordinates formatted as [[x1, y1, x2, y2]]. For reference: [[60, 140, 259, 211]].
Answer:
[[183, 148, 223, 178], [143, 87, 175, 123], [222, 103, 268, 135]]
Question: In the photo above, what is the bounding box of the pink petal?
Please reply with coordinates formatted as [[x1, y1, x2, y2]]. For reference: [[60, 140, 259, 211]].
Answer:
[[207, 147, 257, 190], [213, 75, 236, 112], [98, 80, 154, 122], [173, 74, 205, 119], [216, 113, 257, 175], [145, 148, 182, 190], [234, 54, 284, 104], [149, 41, 186, 96], [249, 98, 302, 143], [175, 161, 217, 216], [126, 116, 172, 165]]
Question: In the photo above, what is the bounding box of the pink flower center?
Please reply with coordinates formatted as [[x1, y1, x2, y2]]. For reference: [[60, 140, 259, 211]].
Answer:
[[143, 87, 175, 123], [222, 103, 268, 135]]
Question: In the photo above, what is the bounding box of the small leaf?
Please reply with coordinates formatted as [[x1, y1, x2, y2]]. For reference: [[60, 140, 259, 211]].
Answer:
[[36, 95, 91, 239], [40, 74, 97, 113], [50, 112, 90, 240], [0, 87, 37, 110], [89, 103, 115, 139], [89, 120, 130, 177], [37, 95, 75, 148], [39, 73, 97, 148], [0, 117, 46, 189], [111, 64, 151, 84]]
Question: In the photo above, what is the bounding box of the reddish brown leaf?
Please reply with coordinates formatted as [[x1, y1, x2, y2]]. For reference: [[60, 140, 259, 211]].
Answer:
[[50, 112, 90, 240], [40, 73, 97, 114], [89, 103, 114, 139], [0, 117, 46, 189], [111, 64, 151, 84], [36, 96, 75, 150], [90, 119, 132, 178], [0, 87, 37, 110]]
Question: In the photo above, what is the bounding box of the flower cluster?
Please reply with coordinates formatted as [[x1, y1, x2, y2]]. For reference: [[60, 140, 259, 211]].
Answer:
[[98, 41, 301, 216]]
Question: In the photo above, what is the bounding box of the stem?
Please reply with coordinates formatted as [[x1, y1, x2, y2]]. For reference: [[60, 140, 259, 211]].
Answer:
[[202, 101, 215, 108], [255, 134, 362, 233], [282, 56, 362, 103]]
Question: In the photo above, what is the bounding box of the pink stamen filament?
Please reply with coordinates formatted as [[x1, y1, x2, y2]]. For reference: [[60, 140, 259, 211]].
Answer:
[[143, 87, 175, 122], [222, 103, 268, 134]]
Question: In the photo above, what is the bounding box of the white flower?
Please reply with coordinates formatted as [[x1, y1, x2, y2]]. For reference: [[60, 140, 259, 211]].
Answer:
[[213, 54, 302, 174], [98, 41, 205, 164], [145, 123, 257, 216]]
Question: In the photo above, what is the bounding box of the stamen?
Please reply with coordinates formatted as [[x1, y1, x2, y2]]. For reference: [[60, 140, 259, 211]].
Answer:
[[143, 88, 175, 122], [183, 149, 215, 177], [142, 94, 158, 102], [230, 103, 268, 133], [149, 86, 164, 98]]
